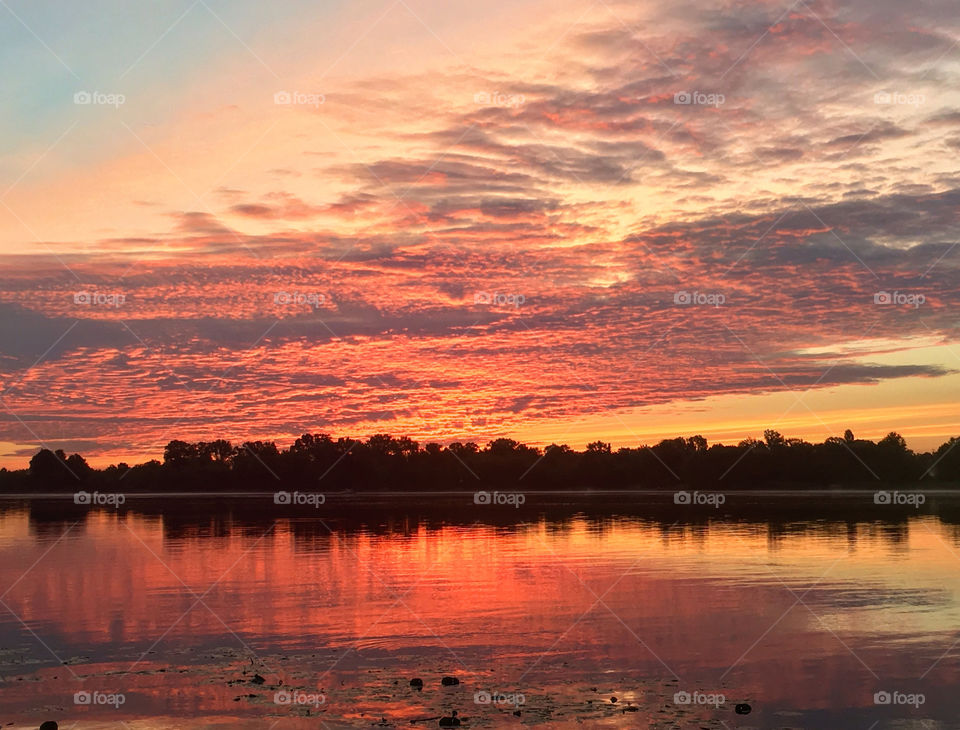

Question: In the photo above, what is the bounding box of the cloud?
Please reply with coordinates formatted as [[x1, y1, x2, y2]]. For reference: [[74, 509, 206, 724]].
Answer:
[[3, 0, 960, 461]]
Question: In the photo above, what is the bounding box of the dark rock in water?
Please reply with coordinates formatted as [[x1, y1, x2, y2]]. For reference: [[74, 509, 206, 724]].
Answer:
[[441, 676, 460, 686], [735, 703, 752, 715], [610, 696, 618, 703], [250, 674, 266, 685], [40, 723, 59, 730], [410, 677, 424, 690], [438, 710, 461, 727]]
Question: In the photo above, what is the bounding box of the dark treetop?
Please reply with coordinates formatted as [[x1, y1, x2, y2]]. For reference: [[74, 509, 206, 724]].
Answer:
[[4, 429, 960, 492]]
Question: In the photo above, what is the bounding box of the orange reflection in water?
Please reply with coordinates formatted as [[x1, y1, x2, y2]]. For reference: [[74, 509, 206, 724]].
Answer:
[[1, 505, 960, 728]]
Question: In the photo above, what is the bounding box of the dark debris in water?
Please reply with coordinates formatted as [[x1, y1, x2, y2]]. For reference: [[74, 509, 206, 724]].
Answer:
[[1, 648, 740, 728]]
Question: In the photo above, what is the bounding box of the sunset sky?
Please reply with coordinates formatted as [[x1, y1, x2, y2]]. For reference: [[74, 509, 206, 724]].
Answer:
[[0, 0, 958, 467]]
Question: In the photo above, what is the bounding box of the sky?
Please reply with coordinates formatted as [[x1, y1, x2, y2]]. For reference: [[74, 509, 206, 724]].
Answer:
[[0, 0, 958, 467]]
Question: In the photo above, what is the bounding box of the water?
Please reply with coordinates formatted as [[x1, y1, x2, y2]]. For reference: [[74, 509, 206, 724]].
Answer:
[[1, 493, 959, 728]]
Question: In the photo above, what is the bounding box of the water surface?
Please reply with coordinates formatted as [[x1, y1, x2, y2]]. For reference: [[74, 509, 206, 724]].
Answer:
[[1, 493, 959, 728]]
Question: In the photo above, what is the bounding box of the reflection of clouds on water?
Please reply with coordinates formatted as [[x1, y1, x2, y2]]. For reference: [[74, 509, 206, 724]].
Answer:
[[0, 503, 958, 725]]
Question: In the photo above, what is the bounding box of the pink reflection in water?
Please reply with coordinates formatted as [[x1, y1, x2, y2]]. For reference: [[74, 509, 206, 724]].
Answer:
[[0, 505, 958, 728]]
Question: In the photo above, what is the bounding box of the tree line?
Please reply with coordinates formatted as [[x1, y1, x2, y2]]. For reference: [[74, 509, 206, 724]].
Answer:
[[2, 429, 959, 492]]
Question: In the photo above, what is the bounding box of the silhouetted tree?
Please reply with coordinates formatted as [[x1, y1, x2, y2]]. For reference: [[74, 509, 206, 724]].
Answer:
[[586, 441, 612, 454], [65, 453, 93, 480], [29, 448, 74, 485], [164, 440, 199, 466], [6, 429, 960, 493], [931, 438, 960, 481]]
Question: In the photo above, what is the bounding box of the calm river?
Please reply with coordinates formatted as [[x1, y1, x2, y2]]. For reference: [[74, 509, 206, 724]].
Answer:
[[1, 492, 958, 728]]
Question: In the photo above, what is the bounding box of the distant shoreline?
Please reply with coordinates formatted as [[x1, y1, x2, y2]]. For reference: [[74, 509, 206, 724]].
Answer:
[[1, 485, 957, 498], [6, 430, 959, 496]]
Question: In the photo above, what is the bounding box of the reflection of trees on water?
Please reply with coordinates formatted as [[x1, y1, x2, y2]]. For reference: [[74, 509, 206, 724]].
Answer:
[[8, 494, 960, 550]]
